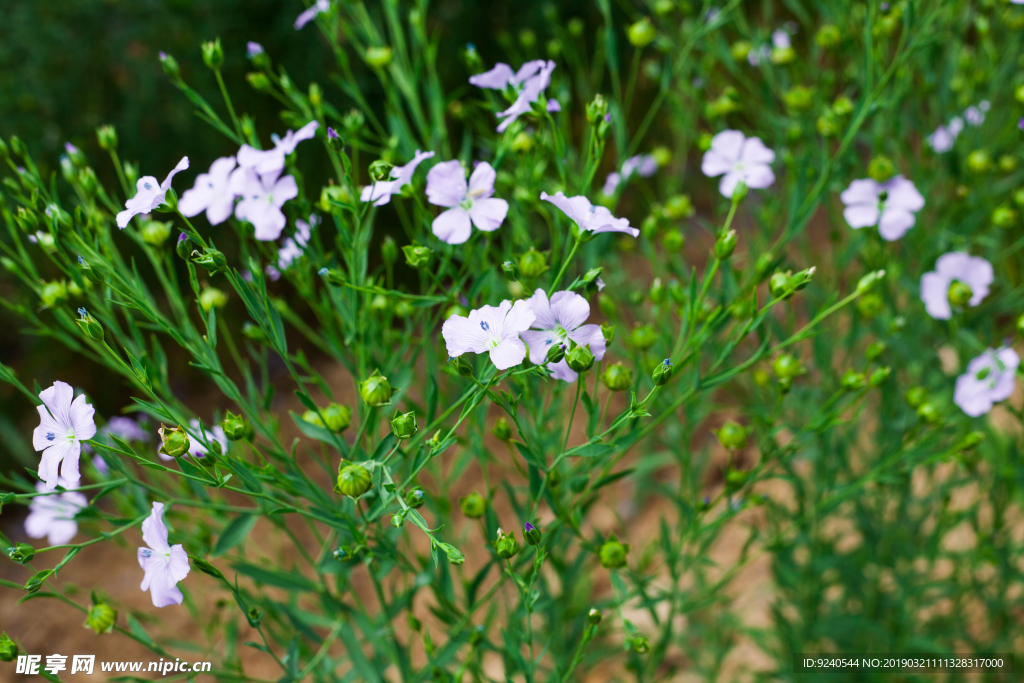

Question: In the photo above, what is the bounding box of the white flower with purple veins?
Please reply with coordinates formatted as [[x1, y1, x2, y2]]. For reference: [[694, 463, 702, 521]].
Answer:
[[701, 130, 776, 198], [116, 157, 189, 229], [540, 191, 639, 237], [470, 60, 559, 131], [602, 154, 658, 196], [920, 252, 993, 320], [33, 381, 96, 491], [178, 156, 237, 225], [954, 347, 1020, 417], [840, 176, 925, 241], [158, 419, 228, 462], [442, 300, 536, 371], [295, 0, 330, 29], [25, 479, 87, 546], [426, 161, 509, 244], [521, 289, 606, 383], [237, 121, 319, 177], [230, 168, 298, 241], [138, 502, 190, 608], [360, 150, 435, 206]]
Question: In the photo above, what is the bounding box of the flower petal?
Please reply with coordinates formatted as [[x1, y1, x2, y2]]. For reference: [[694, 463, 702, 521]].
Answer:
[[442, 314, 490, 356], [567, 323, 607, 361], [469, 63, 514, 89], [503, 299, 536, 335], [843, 204, 880, 229], [467, 162, 496, 198], [920, 271, 951, 320], [142, 501, 171, 553], [883, 176, 925, 212], [547, 359, 578, 383], [878, 208, 915, 241], [426, 160, 467, 208], [521, 329, 559, 365], [740, 137, 775, 165], [549, 291, 590, 331], [489, 338, 527, 370], [840, 179, 881, 207], [469, 198, 508, 232], [742, 163, 775, 190], [709, 130, 745, 164], [526, 288, 557, 330], [700, 150, 734, 178], [160, 157, 190, 192], [70, 394, 96, 441], [432, 207, 473, 244]]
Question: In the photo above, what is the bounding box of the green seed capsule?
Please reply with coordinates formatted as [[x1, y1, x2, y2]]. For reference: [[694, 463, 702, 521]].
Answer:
[[85, 603, 117, 634]]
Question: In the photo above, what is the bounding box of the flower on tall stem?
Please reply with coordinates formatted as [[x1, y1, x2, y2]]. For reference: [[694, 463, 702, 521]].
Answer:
[[602, 154, 658, 196], [24, 479, 87, 546], [426, 161, 508, 244], [470, 60, 559, 131], [116, 158, 189, 229], [360, 150, 435, 206], [700, 130, 775, 198], [237, 121, 319, 176], [178, 156, 237, 225], [520, 289, 606, 383], [954, 347, 1019, 417], [157, 419, 228, 462], [540, 192, 638, 237], [840, 175, 924, 241], [138, 502, 190, 608], [230, 168, 298, 241], [920, 252, 993, 320], [295, 0, 330, 30], [442, 300, 536, 370], [33, 381, 96, 490]]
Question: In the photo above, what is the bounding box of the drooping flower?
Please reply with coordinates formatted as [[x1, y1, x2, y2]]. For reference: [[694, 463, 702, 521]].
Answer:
[[157, 419, 228, 462], [116, 157, 189, 229], [33, 381, 96, 491], [602, 154, 659, 195], [442, 300, 536, 370], [246, 42, 264, 59], [954, 347, 1020, 417], [360, 150, 435, 206], [840, 176, 925, 241], [920, 252, 993, 320], [520, 289, 606, 383], [700, 130, 775, 198], [425, 161, 508, 244], [295, 0, 330, 30], [178, 156, 237, 225], [25, 479, 87, 546], [138, 502, 190, 608], [230, 168, 298, 241], [540, 191, 639, 237], [470, 60, 559, 131], [236, 121, 319, 177]]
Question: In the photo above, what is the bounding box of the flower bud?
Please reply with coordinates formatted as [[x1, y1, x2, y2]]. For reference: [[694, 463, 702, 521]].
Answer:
[[85, 602, 117, 634], [221, 411, 250, 441], [587, 608, 602, 625], [649, 278, 665, 304], [662, 194, 694, 220], [856, 270, 885, 294], [406, 488, 426, 509], [459, 492, 487, 519], [601, 323, 616, 346], [627, 18, 656, 47], [492, 417, 513, 442], [158, 424, 191, 458], [601, 363, 633, 391], [24, 571, 51, 594], [369, 159, 394, 182], [783, 85, 814, 112], [966, 149, 991, 174], [518, 248, 548, 279], [947, 279, 973, 307], [772, 354, 803, 383], [730, 181, 749, 205], [992, 205, 1018, 228], [769, 271, 791, 299], [96, 125, 118, 151], [365, 46, 394, 68], [326, 127, 345, 152], [662, 228, 685, 252], [840, 369, 866, 391], [381, 236, 398, 267], [199, 287, 228, 313], [333, 546, 357, 562], [192, 247, 228, 273], [565, 343, 595, 373], [140, 220, 172, 246], [544, 343, 566, 364], [451, 355, 474, 376], [39, 280, 68, 308], [631, 636, 650, 654], [864, 341, 886, 361], [714, 230, 738, 260], [816, 24, 842, 48], [335, 461, 373, 498], [493, 528, 520, 559], [76, 308, 104, 342], [867, 155, 895, 182], [905, 386, 927, 408], [856, 293, 884, 318], [629, 324, 657, 351], [403, 242, 432, 269], [201, 38, 224, 69], [868, 366, 891, 387], [501, 260, 520, 282], [598, 535, 629, 569], [242, 321, 268, 343], [7, 543, 35, 564], [715, 421, 748, 450], [524, 522, 542, 545], [175, 233, 195, 260], [359, 369, 395, 406], [586, 94, 608, 125], [391, 513, 405, 528], [246, 607, 263, 626], [652, 358, 673, 386], [390, 410, 418, 439], [78, 167, 98, 196], [917, 401, 942, 425], [158, 51, 180, 79], [0, 632, 18, 662], [247, 72, 271, 91]]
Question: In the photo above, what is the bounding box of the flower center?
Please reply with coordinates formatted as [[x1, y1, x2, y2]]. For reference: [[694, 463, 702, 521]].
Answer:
[[479, 321, 490, 331], [459, 197, 474, 211], [734, 161, 746, 171], [947, 280, 973, 307], [143, 182, 153, 191]]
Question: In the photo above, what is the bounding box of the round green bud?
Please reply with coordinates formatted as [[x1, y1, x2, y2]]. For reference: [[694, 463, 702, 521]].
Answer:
[[649, 278, 665, 304], [7, 543, 35, 564], [159, 52, 181, 78], [998, 155, 1018, 174], [365, 46, 394, 69], [39, 280, 68, 308], [493, 529, 520, 559], [917, 402, 942, 425], [247, 607, 263, 626], [652, 358, 674, 386], [95, 124, 118, 152], [966, 149, 992, 174], [242, 321, 269, 343], [76, 309, 104, 342], [868, 366, 891, 387], [725, 467, 749, 491], [0, 632, 18, 662], [158, 424, 191, 459], [856, 270, 886, 294], [947, 280, 973, 307], [221, 411, 250, 441], [406, 488, 426, 509], [627, 18, 657, 47], [631, 636, 650, 654], [601, 323, 616, 347], [587, 608, 603, 625], [867, 155, 896, 182], [816, 24, 842, 48], [501, 260, 520, 282], [566, 344, 595, 373], [335, 462, 373, 498], [715, 421, 748, 450], [629, 324, 657, 351], [323, 404, 353, 432], [772, 354, 803, 381], [199, 287, 228, 313], [359, 369, 394, 406], [769, 271, 791, 299], [85, 603, 117, 634], [661, 228, 685, 252], [714, 230, 738, 260], [817, 112, 841, 138], [905, 386, 928, 408], [523, 522, 542, 545], [663, 194, 694, 220], [599, 294, 617, 318], [545, 343, 566, 364], [518, 248, 548, 279], [459, 492, 487, 519], [201, 38, 224, 70], [730, 40, 752, 61], [865, 341, 887, 361], [856, 292, 884, 318], [598, 536, 629, 569], [783, 85, 814, 112], [390, 410, 418, 439], [403, 242, 433, 269], [832, 95, 854, 116], [840, 369, 867, 391], [492, 417, 513, 442], [140, 220, 172, 246], [391, 513, 405, 528], [568, 17, 585, 36], [992, 205, 1018, 228], [601, 363, 633, 392]]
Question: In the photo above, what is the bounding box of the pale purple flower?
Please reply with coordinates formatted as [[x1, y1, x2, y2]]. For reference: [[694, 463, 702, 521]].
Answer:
[[116, 157, 189, 229], [138, 502, 190, 608], [920, 252, 993, 320], [276, 215, 317, 270], [540, 191, 639, 237], [236, 121, 319, 177], [927, 125, 956, 153], [840, 176, 925, 241], [701, 130, 775, 198], [230, 168, 298, 241], [246, 42, 264, 58], [521, 289, 606, 383], [33, 381, 96, 491], [178, 156, 237, 225], [295, 0, 330, 30], [954, 347, 1020, 417], [442, 300, 536, 370], [25, 479, 87, 546], [772, 29, 791, 49], [425, 161, 508, 244], [157, 419, 228, 462], [603, 154, 658, 195], [265, 265, 282, 281], [470, 60, 558, 132], [965, 101, 989, 126], [64, 142, 79, 156], [747, 44, 771, 66], [360, 150, 435, 206]]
